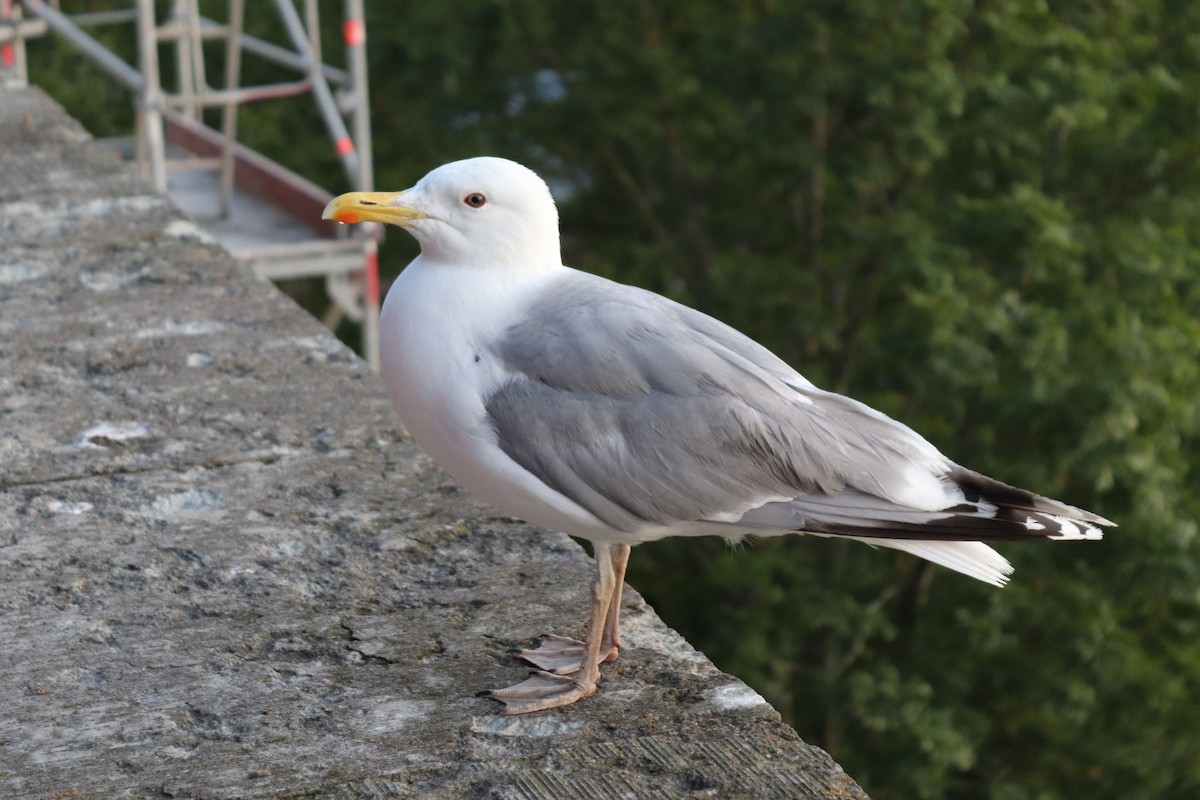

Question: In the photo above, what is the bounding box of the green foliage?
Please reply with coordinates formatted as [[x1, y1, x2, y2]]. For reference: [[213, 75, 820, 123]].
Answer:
[[27, 2, 1200, 798], [23, 6, 137, 139]]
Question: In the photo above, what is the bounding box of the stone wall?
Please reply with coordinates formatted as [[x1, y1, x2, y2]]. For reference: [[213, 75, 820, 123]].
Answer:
[[0, 84, 868, 800]]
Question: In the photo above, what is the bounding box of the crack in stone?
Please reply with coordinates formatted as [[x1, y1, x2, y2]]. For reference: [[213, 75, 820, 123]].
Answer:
[[0, 451, 289, 492], [340, 620, 397, 665]]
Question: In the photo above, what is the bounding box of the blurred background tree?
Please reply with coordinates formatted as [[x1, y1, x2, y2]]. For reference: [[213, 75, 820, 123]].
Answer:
[[27, 1, 1200, 797]]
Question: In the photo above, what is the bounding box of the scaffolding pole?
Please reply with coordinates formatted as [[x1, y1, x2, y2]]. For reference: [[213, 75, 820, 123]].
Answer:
[[10, 0, 382, 370]]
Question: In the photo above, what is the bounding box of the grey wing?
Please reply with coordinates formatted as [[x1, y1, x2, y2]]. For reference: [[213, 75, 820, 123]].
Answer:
[[486, 273, 940, 530], [484, 271, 1109, 541]]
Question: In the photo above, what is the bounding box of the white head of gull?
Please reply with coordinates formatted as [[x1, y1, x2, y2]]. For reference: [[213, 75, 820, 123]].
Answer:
[[324, 156, 1113, 715]]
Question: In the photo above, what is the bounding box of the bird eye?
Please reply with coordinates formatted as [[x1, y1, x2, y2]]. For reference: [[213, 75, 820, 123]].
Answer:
[[464, 192, 487, 208]]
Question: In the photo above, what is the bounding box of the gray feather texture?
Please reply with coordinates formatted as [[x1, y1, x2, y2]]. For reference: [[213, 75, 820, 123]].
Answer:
[[484, 270, 1055, 539]]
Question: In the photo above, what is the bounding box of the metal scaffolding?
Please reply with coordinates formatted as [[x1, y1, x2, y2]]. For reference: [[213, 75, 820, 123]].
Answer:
[[1, 0, 381, 369]]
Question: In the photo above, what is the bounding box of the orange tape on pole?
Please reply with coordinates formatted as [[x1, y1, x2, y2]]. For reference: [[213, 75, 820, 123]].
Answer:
[[335, 136, 355, 157]]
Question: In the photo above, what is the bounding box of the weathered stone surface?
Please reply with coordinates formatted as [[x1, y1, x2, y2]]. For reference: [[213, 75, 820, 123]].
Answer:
[[0, 85, 868, 799]]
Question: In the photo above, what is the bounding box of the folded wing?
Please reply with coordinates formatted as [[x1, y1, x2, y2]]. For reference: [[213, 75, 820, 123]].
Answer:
[[483, 270, 1111, 584]]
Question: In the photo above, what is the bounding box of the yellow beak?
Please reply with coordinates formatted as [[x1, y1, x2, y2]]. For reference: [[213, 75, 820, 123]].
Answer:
[[322, 190, 426, 226]]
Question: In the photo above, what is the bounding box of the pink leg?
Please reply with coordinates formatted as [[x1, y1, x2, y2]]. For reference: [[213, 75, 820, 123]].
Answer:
[[601, 543, 630, 659], [483, 542, 625, 714], [509, 543, 630, 674]]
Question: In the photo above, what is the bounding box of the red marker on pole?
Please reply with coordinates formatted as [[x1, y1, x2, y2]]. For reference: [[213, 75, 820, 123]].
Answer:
[[0, 0, 13, 69], [343, 18, 365, 48], [365, 243, 380, 308]]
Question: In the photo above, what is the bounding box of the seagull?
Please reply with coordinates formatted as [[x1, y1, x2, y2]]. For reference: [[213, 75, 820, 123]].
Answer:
[[323, 157, 1113, 715]]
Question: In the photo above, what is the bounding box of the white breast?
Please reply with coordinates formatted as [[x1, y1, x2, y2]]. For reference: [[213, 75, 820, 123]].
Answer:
[[378, 260, 617, 540]]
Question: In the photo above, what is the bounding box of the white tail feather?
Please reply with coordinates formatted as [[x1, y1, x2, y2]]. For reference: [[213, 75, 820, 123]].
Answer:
[[860, 539, 1014, 587]]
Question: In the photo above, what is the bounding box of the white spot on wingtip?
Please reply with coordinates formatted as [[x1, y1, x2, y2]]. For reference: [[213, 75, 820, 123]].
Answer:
[[1045, 515, 1104, 540], [1023, 516, 1047, 531]]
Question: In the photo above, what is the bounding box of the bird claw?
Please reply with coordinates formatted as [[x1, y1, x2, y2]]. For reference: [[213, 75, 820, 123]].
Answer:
[[510, 633, 619, 675], [482, 670, 594, 715], [509, 633, 586, 674]]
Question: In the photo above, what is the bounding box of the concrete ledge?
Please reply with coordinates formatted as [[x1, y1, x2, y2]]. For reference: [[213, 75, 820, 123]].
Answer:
[[0, 85, 868, 799]]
